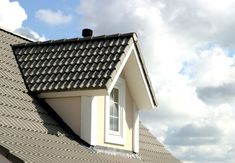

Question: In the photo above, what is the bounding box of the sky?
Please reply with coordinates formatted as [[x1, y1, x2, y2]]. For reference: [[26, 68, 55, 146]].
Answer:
[[1, 0, 235, 163]]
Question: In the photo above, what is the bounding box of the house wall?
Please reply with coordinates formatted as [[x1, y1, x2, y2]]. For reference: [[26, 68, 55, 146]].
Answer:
[[45, 97, 81, 135], [96, 80, 134, 151], [44, 73, 136, 151]]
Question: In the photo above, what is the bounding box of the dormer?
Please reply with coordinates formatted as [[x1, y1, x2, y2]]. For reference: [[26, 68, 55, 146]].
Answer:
[[12, 31, 157, 153]]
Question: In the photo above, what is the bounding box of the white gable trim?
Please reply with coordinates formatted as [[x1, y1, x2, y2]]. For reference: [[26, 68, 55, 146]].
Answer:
[[132, 46, 155, 109], [107, 43, 155, 110], [107, 44, 135, 94]]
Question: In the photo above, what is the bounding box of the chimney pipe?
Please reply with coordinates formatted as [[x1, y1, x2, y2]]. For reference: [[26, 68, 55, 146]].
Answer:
[[82, 28, 93, 37]]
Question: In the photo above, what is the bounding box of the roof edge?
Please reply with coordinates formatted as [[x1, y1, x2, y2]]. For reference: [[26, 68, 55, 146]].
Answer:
[[0, 26, 34, 42], [133, 38, 158, 107], [11, 32, 137, 48]]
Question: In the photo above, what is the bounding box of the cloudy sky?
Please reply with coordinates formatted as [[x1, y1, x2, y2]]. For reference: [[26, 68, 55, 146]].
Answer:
[[1, 0, 235, 162]]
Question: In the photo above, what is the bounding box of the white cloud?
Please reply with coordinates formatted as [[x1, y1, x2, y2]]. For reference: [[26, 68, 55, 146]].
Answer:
[[0, 0, 27, 31], [0, 0, 44, 41], [190, 47, 235, 87], [15, 27, 46, 41], [78, 0, 235, 163], [159, 0, 235, 48], [35, 9, 72, 26], [165, 123, 222, 146]]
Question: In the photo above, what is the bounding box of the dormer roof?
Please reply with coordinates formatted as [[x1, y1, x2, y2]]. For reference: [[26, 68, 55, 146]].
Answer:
[[12, 33, 157, 109]]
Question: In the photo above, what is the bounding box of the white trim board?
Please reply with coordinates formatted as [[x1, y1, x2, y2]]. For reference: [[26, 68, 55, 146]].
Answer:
[[38, 89, 107, 98], [132, 46, 155, 109], [107, 44, 135, 94], [80, 96, 97, 145]]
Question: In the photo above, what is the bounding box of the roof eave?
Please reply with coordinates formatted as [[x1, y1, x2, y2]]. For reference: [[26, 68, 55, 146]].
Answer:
[[38, 89, 108, 98]]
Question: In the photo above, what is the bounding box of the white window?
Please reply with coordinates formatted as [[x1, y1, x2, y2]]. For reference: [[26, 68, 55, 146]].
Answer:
[[109, 88, 119, 132], [105, 78, 125, 145]]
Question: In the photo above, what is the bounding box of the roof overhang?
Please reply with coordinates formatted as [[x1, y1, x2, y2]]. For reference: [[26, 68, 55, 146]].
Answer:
[[38, 89, 107, 98], [38, 36, 157, 110], [123, 46, 156, 110]]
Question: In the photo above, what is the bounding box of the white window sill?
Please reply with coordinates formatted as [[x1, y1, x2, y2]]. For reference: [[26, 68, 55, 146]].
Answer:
[[105, 133, 124, 145]]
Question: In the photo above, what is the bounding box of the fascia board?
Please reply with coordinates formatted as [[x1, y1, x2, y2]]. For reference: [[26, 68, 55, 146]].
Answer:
[[133, 41, 158, 107], [38, 89, 107, 98], [132, 46, 155, 109]]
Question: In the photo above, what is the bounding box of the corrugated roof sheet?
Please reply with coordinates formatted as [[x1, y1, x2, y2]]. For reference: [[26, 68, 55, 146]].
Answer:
[[0, 28, 181, 163]]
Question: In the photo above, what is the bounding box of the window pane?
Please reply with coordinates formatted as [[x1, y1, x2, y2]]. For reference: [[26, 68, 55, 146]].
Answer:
[[109, 88, 120, 132], [109, 117, 119, 132], [114, 88, 119, 103], [110, 101, 114, 116], [113, 103, 118, 117], [110, 93, 114, 104], [109, 117, 113, 131], [113, 117, 119, 131]]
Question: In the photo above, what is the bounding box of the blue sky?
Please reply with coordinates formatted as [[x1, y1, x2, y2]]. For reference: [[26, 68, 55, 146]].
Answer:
[[18, 0, 82, 39], [2, 0, 235, 163]]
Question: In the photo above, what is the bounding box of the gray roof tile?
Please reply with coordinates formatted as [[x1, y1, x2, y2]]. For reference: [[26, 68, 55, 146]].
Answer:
[[12, 34, 135, 93]]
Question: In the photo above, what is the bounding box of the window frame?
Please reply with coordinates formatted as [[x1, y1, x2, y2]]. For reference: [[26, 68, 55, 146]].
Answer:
[[109, 87, 120, 133], [105, 78, 125, 145]]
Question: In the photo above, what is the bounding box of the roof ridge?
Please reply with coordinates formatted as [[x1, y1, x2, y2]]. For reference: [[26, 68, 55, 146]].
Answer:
[[11, 32, 137, 48], [0, 26, 34, 42]]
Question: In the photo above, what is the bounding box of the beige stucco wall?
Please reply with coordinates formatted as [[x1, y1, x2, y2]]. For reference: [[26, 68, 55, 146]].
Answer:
[[96, 76, 134, 151], [45, 97, 81, 135], [96, 96, 105, 146], [44, 73, 135, 151]]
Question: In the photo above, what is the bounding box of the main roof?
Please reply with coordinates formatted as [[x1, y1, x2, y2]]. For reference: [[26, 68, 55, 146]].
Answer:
[[0, 27, 181, 163], [11, 32, 157, 107]]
